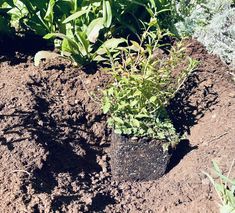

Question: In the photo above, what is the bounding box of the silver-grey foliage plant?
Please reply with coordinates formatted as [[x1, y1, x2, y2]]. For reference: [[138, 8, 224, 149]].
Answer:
[[175, 0, 235, 68]]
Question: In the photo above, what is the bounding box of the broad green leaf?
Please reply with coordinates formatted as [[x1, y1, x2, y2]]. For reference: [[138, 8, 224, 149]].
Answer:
[[44, 33, 80, 54], [19, 0, 34, 14], [124, 128, 132, 135], [63, 9, 89, 24], [114, 129, 122, 135], [107, 87, 114, 95], [133, 90, 142, 97], [96, 38, 126, 55], [102, 0, 112, 28], [157, 131, 165, 139], [130, 40, 144, 52], [86, 18, 104, 43], [76, 31, 90, 55]]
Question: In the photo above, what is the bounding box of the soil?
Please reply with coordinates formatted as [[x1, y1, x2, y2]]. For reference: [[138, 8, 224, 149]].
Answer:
[[0, 38, 234, 213]]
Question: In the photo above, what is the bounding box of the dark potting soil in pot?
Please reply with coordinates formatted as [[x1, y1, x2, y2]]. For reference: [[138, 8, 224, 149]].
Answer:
[[110, 132, 171, 181]]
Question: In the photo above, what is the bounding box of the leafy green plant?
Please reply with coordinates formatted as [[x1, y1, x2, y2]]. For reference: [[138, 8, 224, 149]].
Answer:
[[43, 0, 178, 65], [1, 0, 56, 35], [0, 0, 188, 65], [203, 160, 235, 213], [102, 24, 198, 149], [0, 1, 14, 35], [43, 0, 116, 65]]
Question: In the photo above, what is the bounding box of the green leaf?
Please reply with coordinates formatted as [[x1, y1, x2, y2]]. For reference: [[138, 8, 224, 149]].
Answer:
[[130, 40, 144, 52], [112, 116, 124, 124], [97, 38, 126, 55], [103, 0, 112, 28], [130, 100, 138, 107], [131, 119, 140, 127], [63, 10, 89, 24], [103, 98, 111, 114], [44, 0, 56, 23], [86, 17, 104, 43], [44, 33, 80, 55], [114, 129, 122, 135], [76, 31, 90, 55], [212, 160, 222, 174], [149, 96, 157, 103]]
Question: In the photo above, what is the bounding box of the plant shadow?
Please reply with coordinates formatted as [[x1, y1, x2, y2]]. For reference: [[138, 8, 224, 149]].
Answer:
[[0, 34, 53, 65], [165, 70, 218, 170], [166, 139, 198, 173]]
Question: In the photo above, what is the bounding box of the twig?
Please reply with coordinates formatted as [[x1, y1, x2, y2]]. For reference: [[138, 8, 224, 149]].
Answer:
[[208, 131, 229, 143], [10, 170, 31, 176]]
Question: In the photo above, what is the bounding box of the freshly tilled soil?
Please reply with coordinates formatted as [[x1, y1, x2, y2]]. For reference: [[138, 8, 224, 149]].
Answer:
[[0, 39, 234, 213]]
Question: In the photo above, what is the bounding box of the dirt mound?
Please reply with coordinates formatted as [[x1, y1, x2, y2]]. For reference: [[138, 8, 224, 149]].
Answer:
[[0, 39, 234, 212]]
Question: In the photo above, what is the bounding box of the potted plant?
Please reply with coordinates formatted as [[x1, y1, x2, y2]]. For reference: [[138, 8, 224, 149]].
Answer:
[[102, 25, 198, 181]]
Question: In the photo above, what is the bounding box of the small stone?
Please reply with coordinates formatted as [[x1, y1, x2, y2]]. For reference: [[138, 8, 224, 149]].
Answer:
[[229, 92, 235, 98], [38, 120, 43, 126], [102, 154, 107, 161], [94, 173, 100, 178]]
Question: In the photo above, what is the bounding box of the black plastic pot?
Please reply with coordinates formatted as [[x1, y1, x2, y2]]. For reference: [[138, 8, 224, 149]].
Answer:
[[110, 132, 171, 181]]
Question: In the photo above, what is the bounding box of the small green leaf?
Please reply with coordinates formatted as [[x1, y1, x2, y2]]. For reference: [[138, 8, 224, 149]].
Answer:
[[131, 119, 140, 127], [149, 96, 157, 103], [112, 116, 124, 124], [212, 160, 222, 175], [44, 0, 56, 23], [114, 129, 122, 135], [130, 100, 138, 107], [103, 98, 111, 114]]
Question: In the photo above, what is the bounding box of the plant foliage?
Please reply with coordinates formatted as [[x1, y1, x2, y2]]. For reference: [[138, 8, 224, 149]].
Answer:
[[174, 0, 235, 68], [102, 24, 198, 148], [0, 0, 187, 65], [203, 160, 235, 213]]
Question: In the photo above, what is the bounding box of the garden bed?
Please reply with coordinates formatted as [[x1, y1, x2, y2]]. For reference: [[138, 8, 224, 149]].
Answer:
[[0, 38, 234, 212]]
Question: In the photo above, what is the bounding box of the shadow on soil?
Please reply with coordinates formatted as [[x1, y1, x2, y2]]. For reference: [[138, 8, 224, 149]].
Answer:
[[89, 193, 116, 212], [166, 71, 218, 170], [0, 72, 116, 210], [167, 71, 218, 135], [0, 34, 52, 65], [166, 140, 198, 173]]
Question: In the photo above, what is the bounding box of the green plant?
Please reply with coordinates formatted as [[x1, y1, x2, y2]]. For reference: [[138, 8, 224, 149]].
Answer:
[[43, 0, 177, 65], [203, 160, 235, 213], [43, 0, 116, 65], [1, 0, 56, 35], [102, 24, 198, 149], [0, 0, 187, 65], [0, 1, 13, 35]]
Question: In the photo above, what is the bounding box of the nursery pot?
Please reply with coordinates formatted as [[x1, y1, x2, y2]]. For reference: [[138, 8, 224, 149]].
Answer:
[[110, 132, 171, 181]]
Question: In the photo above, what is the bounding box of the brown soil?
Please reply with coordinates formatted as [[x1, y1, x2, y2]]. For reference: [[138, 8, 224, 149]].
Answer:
[[0, 39, 234, 213]]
